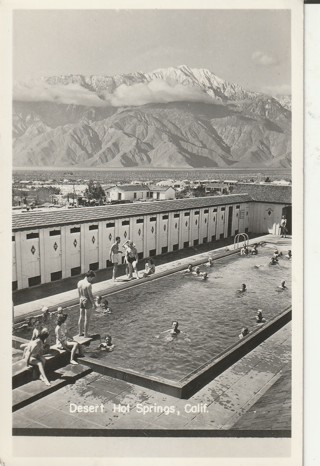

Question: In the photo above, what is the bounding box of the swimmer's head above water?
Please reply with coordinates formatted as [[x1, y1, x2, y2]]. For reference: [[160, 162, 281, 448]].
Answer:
[[171, 321, 180, 334]]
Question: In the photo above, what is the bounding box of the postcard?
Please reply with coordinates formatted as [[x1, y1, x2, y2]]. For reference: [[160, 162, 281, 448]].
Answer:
[[0, 0, 304, 464]]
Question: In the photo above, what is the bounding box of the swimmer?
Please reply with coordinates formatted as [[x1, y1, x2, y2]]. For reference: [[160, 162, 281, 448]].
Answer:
[[170, 321, 181, 335], [100, 299, 112, 314], [278, 280, 287, 290], [98, 335, 114, 351], [206, 257, 214, 267], [270, 257, 279, 265], [184, 264, 193, 273], [273, 250, 282, 260], [250, 244, 258, 255], [240, 245, 249, 256], [202, 272, 208, 281], [57, 306, 63, 316], [160, 321, 181, 336], [239, 327, 249, 339], [286, 250, 292, 259], [95, 296, 111, 314], [41, 306, 51, 324], [192, 266, 201, 276], [237, 284, 247, 293], [255, 310, 266, 324]]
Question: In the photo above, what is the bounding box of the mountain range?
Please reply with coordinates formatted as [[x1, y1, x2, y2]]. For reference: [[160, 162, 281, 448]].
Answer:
[[13, 65, 291, 169]]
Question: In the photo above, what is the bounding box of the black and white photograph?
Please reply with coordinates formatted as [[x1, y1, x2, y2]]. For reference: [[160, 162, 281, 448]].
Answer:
[[0, 0, 305, 463]]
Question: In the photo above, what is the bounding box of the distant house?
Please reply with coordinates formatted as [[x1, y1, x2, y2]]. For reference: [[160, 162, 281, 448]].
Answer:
[[105, 185, 150, 202], [148, 185, 176, 200]]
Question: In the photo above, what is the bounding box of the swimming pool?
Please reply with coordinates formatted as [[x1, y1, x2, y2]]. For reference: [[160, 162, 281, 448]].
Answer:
[[14, 242, 291, 385]]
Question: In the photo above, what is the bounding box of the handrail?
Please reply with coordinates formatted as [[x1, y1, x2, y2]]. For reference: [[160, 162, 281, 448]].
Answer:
[[234, 233, 249, 249]]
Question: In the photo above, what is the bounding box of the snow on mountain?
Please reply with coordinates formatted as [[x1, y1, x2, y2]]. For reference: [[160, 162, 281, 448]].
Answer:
[[12, 66, 291, 169]]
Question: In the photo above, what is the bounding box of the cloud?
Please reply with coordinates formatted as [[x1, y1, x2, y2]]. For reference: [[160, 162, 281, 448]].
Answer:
[[13, 79, 214, 107], [251, 51, 279, 67], [261, 84, 291, 96], [104, 80, 213, 106], [13, 81, 107, 107]]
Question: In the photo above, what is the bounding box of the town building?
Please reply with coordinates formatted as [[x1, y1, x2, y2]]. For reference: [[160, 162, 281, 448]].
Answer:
[[148, 185, 176, 200], [105, 185, 150, 202]]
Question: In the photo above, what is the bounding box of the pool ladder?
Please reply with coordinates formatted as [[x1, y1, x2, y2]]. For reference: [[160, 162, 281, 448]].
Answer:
[[234, 233, 249, 249]]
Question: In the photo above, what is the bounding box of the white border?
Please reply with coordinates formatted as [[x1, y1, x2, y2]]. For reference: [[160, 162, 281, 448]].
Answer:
[[0, 0, 304, 464]]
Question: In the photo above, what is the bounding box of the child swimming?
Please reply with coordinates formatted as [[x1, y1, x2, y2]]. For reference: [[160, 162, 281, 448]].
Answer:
[[184, 264, 193, 273], [237, 284, 247, 293], [255, 310, 266, 324], [239, 327, 249, 339], [98, 335, 114, 351]]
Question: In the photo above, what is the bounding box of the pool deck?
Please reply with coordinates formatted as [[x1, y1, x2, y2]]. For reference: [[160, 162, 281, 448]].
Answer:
[[12, 234, 292, 433], [13, 234, 292, 319], [13, 322, 291, 432]]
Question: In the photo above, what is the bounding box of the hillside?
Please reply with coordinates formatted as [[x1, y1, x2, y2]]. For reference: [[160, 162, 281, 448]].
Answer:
[[13, 65, 291, 168]]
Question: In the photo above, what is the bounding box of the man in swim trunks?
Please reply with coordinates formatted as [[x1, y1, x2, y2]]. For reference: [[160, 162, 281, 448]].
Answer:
[[110, 236, 122, 281], [124, 240, 140, 279], [77, 270, 96, 337]]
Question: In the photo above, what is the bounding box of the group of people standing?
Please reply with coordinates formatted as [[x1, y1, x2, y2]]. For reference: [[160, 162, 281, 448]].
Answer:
[[109, 237, 155, 281]]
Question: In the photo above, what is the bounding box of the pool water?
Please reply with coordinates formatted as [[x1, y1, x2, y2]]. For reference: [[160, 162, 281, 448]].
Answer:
[[14, 243, 291, 382]]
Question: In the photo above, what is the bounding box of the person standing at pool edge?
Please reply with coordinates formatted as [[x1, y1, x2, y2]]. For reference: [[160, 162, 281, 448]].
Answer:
[[110, 236, 122, 281], [280, 215, 287, 238], [77, 270, 96, 337]]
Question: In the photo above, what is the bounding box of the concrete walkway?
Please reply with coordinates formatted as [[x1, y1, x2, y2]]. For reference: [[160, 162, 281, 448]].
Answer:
[[13, 234, 291, 319], [13, 322, 291, 431]]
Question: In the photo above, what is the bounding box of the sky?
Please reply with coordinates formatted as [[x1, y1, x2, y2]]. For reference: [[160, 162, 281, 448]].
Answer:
[[13, 9, 291, 95]]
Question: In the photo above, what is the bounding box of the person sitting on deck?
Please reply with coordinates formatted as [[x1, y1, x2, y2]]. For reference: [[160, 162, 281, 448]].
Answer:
[[143, 258, 156, 277], [20, 318, 45, 354], [255, 310, 266, 324], [24, 328, 51, 386], [98, 335, 114, 351], [239, 327, 249, 339], [55, 314, 84, 365], [240, 245, 249, 256]]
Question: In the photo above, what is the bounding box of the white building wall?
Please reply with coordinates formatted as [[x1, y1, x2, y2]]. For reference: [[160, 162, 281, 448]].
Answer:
[[249, 203, 285, 234], [21, 231, 41, 288], [12, 238, 17, 282], [14, 200, 285, 290], [171, 213, 180, 249], [65, 225, 81, 275]]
